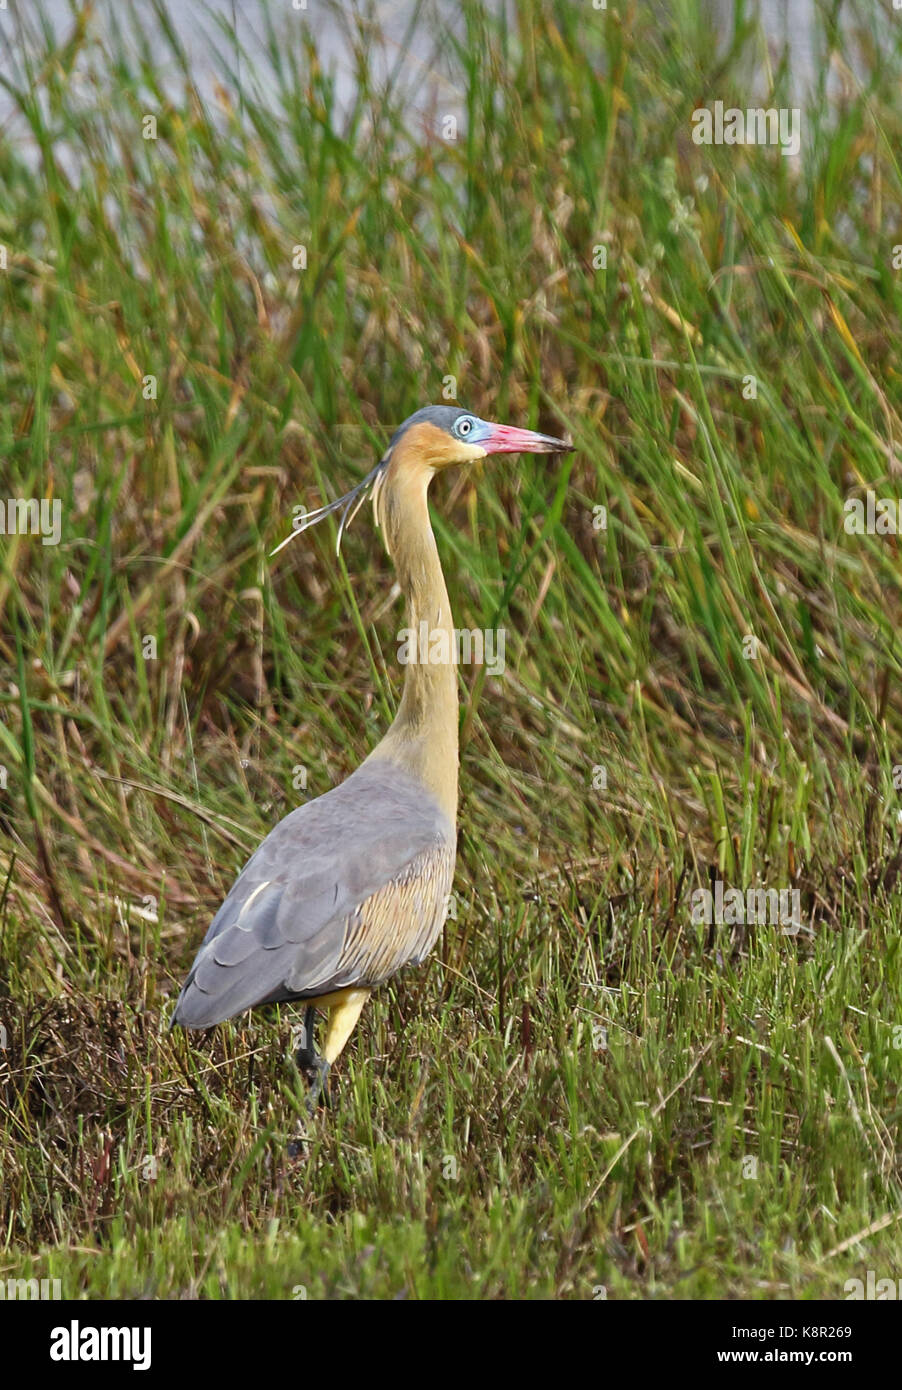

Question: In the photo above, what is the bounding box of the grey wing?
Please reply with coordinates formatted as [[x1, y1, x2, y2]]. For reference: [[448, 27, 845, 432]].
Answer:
[[172, 762, 455, 1029]]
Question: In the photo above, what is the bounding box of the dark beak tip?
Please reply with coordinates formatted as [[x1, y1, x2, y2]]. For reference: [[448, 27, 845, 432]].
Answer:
[[529, 431, 574, 455]]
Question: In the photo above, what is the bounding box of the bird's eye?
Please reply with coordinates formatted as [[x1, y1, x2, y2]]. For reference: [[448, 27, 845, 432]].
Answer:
[[455, 416, 475, 437]]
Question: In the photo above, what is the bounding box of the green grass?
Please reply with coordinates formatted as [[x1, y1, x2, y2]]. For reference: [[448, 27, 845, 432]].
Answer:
[[1, 0, 902, 1298]]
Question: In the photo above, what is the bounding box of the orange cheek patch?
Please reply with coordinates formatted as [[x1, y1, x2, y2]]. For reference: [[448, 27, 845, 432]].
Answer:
[[397, 421, 486, 470]]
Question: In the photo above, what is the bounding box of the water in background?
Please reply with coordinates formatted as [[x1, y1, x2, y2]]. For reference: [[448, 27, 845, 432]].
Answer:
[[0, 0, 879, 132]]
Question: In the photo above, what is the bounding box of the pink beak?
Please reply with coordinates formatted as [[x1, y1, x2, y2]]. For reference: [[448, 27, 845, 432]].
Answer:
[[482, 423, 572, 455]]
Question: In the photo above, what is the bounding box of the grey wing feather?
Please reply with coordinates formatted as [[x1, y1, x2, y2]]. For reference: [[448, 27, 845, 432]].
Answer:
[[172, 761, 455, 1029]]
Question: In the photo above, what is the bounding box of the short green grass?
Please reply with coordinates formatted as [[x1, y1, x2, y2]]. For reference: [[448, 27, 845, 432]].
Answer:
[[1, 0, 902, 1298]]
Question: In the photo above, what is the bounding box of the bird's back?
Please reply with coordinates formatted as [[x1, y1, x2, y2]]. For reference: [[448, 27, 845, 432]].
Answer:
[[173, 761, 455, 1029]]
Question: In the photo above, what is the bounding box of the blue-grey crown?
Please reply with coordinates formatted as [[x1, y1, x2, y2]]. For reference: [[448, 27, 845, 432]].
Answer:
[[388, 405, 474, 449]]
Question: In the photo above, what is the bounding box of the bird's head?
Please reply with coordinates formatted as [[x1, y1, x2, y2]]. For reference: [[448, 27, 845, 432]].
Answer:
[[272, 404, 572, 556], [388, 404, 572, 471]]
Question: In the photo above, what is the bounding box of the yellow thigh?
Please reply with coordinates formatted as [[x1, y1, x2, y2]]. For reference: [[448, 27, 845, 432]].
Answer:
[[317, 987, 371, 1064]]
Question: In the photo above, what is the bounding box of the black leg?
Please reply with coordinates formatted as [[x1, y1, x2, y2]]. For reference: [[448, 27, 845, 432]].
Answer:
[[294, 1005, 318, 1071], [304, 1056, 331, 1116], [294, 1005, 331, 1114]]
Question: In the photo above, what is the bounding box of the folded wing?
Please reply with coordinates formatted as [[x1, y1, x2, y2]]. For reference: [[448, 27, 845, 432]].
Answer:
[[172, 761, 455, 1029]]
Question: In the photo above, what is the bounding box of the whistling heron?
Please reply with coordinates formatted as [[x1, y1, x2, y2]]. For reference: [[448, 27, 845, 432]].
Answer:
[[172, 405, 572, 1106]]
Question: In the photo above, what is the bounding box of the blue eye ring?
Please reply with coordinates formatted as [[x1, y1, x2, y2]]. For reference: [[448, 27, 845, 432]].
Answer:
[[454, 414, 477, 438]]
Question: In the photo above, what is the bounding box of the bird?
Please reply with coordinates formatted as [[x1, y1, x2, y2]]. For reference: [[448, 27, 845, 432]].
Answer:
[[171, 404, 572, 1108]]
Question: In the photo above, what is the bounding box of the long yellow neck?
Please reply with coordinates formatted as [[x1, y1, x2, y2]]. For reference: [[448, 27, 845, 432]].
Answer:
[[363, 449, 459, 823]]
